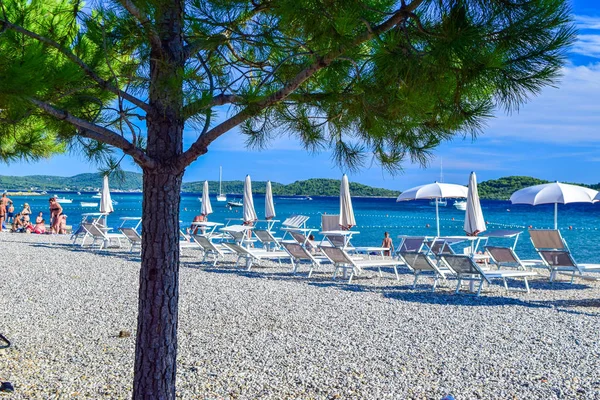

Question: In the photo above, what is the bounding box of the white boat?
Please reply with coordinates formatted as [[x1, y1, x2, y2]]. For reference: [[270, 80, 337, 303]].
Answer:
[[429, 198, 447, 207], [77, 192, 81, 195], [92, 193, 101, 199], [54, 196, 73, 204], [227, 199, 243, 208], [41, 191, 47, 195], [81, 202, 99, 207], [454, 200, 467, 211], [280, 196, 313, 201], [217, 166, 227, 202]]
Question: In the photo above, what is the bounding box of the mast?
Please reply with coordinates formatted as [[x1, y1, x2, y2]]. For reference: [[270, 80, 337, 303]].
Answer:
[[219, 166, 222, 196]]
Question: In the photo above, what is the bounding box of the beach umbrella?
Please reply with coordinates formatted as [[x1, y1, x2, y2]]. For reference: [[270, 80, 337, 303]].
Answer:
[[397, 182, 468, 236], [464, 172, 486, 236], [243, 175, 257, 223], [594, 192, 600, 203], [100, 175, 114, 214], [510, 182, 598, 229], [265, 181, 276, 220], [201, 180, 213, 217], [339, 174, 356, 229]]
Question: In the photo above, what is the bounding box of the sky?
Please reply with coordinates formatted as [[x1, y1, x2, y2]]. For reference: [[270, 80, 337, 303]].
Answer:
[[3, 0, 600, 191]]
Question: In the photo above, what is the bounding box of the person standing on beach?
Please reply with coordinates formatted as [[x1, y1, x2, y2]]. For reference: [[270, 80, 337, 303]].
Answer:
[[381, 232, 394, 256], [20, 203, 32, 224], [0, 193, 12, 232], [49, 198, 62, 233], [6, 203, 14, 224]]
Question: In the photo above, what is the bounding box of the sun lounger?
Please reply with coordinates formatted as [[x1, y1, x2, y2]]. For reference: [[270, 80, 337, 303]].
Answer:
[[320, 246, 404, 283], [222, 242, 292, 271], [423, 238, 455, 256], [529, 229, 569, 251], [536, 250, 600, 283], [440, 254, 536, 295], [119, 227, 142, 253], [485, 246, 539, 270], [281, 242, 330, 277], [321, 214, 339, 232], [399, 251, 453, 291], [253, 229, 282, 251], [179, 229, 201, 249], [192, 235, 231, 266], [81, 223, 124, 249], [396, 236, 426, 255], [282, 215, 310, 230]]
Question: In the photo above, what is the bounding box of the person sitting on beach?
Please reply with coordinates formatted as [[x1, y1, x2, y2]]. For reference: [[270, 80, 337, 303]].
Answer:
[[58, 214, 68, 234], [188, 214, 206, 235], [35, 212, 43, 224], [49, 198, 62, 233], [20, 203, 32, 224], [11, 213, 25, 233], [0, 193, 12, 232], [381, 232, 394, 256], [26, 219, 47, 234]]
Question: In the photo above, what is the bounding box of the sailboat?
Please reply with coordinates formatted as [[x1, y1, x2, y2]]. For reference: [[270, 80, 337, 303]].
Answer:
[[216, 166, 227, 202], [429, 159, 447, 207]]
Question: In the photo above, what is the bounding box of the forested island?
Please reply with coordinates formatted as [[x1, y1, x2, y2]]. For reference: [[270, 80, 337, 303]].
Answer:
[[1, 173, 598, 199]]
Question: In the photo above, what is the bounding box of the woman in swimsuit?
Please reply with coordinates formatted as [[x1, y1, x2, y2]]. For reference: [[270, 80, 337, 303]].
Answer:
[[35, 212, 43, 224], [20, 203, 32, 224], [0, 193, 11, 232], [49, 198, 62, 233]]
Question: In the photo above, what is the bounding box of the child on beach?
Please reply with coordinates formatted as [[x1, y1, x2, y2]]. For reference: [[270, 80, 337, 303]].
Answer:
[[381, 232, 394, 256]]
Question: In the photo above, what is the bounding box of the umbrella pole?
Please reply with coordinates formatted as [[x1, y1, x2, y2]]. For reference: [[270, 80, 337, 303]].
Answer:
[[554, 203, 558, 230], [435, 199, 440, 236]]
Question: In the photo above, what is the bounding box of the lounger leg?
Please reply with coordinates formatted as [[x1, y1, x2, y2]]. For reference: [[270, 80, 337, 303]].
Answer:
[[455, 278, 462, 294], [377, 266, 382, 278], [333, 266, 339, 281], [477, 278, 484, 296], [503, 278, 509, 291], [570, 271, 575, 284], [524, 277, 530, 293], [246, 257, 253, 271], [432, 276, 438, 292], [348, 268, 354, 284], [308, 263, 315, 278], [394, 265, 399, 281], [290, 258, 297, 274], [413, 272, 419, 289]]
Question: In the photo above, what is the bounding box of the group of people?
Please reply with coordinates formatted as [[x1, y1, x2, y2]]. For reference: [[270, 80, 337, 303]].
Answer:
[[0, 193, 68, 234]]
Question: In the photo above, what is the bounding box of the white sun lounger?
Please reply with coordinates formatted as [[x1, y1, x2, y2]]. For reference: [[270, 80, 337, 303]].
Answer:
[[399, 251, 453, 291], [192, 235, 232, 266], [119, 227, 142, 253], [81, 223, 124, 249], [536, 250, 600, 283], [253, 229, 282, 251], [440, 254, 536, 296], [320, 246, 404, 283], [222, 242, 292, 271], [485, 246, 540, 270], [281, 241, 330, 277]]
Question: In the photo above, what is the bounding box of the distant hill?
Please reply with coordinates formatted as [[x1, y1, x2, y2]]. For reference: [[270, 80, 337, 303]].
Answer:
[[1, 173, 598, 199]]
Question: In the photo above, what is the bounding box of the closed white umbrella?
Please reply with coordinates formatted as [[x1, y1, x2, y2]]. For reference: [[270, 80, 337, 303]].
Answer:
[[201, 180, 213, 217], [339, 174, 356, 229], [464, 172, 486, 236], [100, 175, 114, 214], [243, 175, 257, 223], [265, 181, 276, 220], [510, 182, 598, 229], [397, 182, 468, 236], [595, 192, 600, 203]]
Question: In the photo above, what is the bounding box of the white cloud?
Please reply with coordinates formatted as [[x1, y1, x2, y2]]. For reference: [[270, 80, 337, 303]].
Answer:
[[575, 15, 600, 30], [572, 34, 600, 58]]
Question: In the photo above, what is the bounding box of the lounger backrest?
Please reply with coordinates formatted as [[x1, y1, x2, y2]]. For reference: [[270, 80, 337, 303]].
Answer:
[[320, 246, 352, 264], [529, 229, 566, 250], [398, 237, 425, 253], [254, 229, 276, 243], [538, 250, 576, 268], [326, 235, 346, 248], [223, 242, 250, 256], [281, 242, 311, 260], [321, 215, 339, 231], [82, 223, 105, 238], [425, 240, 454, 255], [441, 255, 482, 276], [120, 227, 141, 243], [485, 246, 516, 263], [290, 231, 307, 245], [194, 235, 218, 252], [282, 215, 309, 228], [400, 252, 435, 272]]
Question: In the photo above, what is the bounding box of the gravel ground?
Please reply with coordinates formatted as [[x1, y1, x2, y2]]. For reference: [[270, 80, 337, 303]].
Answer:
[[1, 233, 599, 399]]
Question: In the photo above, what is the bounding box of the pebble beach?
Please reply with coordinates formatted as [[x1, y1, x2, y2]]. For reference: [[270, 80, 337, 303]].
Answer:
[[1, 233, 600, 399]]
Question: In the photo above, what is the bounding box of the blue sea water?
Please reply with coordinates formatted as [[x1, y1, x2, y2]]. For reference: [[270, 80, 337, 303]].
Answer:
[[6, 193, 600, 263]]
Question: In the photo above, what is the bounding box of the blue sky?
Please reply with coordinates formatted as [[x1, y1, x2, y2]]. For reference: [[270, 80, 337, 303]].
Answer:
[[4, 0, 600, 190]]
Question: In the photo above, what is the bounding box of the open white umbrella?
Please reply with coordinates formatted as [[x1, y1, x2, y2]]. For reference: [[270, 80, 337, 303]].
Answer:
[[265, 181, 276, 220], [595, 192, 600, 203], [243, 175, 257, 223], [339, 174, 356, 229], [201, 180, 213, 217], [397, 182, 468, 236], [464, 172, 486, 236], [100, 175, 114, 214], [510, 182, 598, 229]]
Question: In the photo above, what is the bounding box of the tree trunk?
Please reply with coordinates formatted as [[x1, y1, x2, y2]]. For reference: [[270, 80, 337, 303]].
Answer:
[[133, 1, 185, 397], [134, 170, 182, 399]]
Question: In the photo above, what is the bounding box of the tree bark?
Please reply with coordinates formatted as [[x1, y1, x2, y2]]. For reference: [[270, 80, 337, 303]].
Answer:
[[133, 1, 185, 398], [134, 169, 182, 399]]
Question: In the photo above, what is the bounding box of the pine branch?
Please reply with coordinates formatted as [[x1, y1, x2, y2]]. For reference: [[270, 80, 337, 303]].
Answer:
[[117, 0, 162, 50], [0, 19, 150, 112], [29, 98, 156, 169], [175, 0, 425, 170]]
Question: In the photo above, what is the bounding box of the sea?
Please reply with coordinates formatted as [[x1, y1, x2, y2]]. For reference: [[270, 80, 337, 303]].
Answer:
[[5, 192, 600, 263]]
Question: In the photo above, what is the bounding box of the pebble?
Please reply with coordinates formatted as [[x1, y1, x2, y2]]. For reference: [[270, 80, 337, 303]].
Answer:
[[0, 233, 599, 399]]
